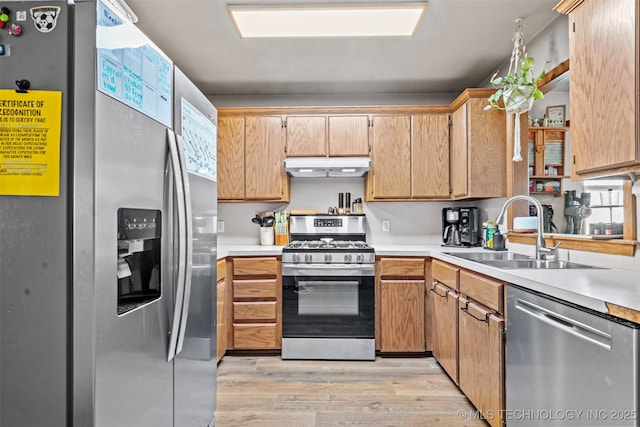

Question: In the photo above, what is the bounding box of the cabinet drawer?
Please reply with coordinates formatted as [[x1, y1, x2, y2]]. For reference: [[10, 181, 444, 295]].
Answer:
[[459, 270, 504, 314], [217, 258, 226, 281], [233, 301, 277, 322], [233, 324, 279, 349], [233, 257, 279, 276], [432, 260, 459, 290], [233, 279, 278, 300], [378, 258, 425, 278]]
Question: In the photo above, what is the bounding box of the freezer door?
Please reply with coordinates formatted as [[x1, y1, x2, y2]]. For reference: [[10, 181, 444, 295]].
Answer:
[[93, 89, 174, 427], [172, 67, 218, 427]]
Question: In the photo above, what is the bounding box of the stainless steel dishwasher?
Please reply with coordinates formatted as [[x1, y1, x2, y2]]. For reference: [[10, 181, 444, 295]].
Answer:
[[507, 285, 640, 426]]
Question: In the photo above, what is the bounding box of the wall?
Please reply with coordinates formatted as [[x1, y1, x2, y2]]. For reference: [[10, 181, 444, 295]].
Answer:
[[218, 177, 501, 245]]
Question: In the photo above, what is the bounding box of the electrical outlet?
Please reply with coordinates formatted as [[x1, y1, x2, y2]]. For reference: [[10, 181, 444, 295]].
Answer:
[[382, 220, 390, 232], [217, 220, 225, 233]]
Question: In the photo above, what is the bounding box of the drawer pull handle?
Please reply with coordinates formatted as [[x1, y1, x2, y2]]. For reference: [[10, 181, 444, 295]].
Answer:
[[430, 283, 448, 298], [460, 300, 494, 323]]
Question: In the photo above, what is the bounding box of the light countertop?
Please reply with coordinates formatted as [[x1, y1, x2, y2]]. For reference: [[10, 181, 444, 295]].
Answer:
[[218, 243, 640, 321]]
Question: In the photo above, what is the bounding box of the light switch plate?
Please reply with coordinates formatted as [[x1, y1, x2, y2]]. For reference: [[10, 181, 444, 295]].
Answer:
[[217, 220, 225, 233], [382, 220, 390, 232]]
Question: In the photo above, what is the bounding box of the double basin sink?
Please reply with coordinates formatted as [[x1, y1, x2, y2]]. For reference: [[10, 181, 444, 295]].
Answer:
[[445, 251, 601, 269]]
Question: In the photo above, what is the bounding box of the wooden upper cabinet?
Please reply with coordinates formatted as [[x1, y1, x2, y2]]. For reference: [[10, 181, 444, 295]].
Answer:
[[328, 115, 370, 156], [450, 96, 506, 199], [368, 115, 412, 199], [561, 0, 639, 178], [245, 116, 289, 201], [285, 116, 327, 157], [218, 116, 245, 200], [412, 114, 450, 198], [450, 104, 468, 198]]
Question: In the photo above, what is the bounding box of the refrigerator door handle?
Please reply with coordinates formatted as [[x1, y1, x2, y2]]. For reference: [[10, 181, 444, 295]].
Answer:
[[174, 133, 193, 355], [167, 128, 188, 362]]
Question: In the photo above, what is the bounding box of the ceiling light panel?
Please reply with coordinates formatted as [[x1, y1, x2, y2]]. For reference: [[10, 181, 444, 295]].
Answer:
[[227, 3, 428, 38]]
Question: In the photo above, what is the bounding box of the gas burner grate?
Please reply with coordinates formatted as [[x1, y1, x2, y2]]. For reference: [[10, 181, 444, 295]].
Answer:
[[285, 240, 371, 250]]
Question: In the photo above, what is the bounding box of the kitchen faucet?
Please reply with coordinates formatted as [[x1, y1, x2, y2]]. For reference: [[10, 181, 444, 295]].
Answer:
[[496, 195, 561, 260]]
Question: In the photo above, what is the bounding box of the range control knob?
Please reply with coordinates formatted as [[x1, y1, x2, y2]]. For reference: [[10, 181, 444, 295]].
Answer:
[[344, 254, 352, 263], [304, 254, 312, 263], [324, 254, 332, 263], [292, 254, 300, 263], [356, 254, 365, 263]]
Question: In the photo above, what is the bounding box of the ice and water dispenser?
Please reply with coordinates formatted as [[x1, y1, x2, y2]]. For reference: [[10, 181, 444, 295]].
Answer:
[[117, 208, 162, 315]]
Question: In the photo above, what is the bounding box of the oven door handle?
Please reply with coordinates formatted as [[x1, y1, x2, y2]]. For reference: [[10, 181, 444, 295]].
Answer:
[[282, 264, 375, 277]]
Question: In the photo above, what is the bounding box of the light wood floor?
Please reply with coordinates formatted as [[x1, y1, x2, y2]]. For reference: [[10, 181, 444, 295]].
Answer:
[[215, 356, 487, 427]]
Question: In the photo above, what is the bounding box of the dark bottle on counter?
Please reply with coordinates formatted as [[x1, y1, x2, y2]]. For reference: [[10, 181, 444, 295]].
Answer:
[[345, 192, 351, 214]]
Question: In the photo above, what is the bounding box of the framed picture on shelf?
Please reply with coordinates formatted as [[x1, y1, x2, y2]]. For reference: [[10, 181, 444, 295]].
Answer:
[[546, 105, 566, 127]]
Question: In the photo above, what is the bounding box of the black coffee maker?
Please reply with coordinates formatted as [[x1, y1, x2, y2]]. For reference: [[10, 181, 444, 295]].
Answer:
[[442, 207, 480, 247]]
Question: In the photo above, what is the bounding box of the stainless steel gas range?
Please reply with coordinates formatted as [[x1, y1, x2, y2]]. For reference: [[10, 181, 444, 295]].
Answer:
[[281, 215, 375, 361]]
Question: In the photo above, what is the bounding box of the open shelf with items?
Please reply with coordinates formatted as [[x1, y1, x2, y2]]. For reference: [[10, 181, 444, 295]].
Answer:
[[527, 127, 568, 197]]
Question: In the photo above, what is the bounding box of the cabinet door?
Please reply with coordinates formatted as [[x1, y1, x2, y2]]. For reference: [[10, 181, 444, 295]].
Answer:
[[369, 115, 411, 198], [466, 98, 506, 198], [245, 116, 287, 200], [216, 279, 226, 362], [450, 104, 468, 198], [430, 282, 459, 384], [411, 114, 450, 198], [458, 296, 504, 427], [285, 116, 326, 157], [570, 0, 637, 176], [328, 115, 370, 156], [218, 116, 245, 200], [380, 280, 425, 352]]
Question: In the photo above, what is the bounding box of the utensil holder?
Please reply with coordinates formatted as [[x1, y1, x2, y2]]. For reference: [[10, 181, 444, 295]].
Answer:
[[275, 222, 289, 246], [260, 227, 274, 246]]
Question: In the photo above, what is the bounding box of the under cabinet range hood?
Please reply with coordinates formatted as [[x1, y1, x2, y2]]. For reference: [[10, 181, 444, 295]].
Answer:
[[284, 157, 371, 178]]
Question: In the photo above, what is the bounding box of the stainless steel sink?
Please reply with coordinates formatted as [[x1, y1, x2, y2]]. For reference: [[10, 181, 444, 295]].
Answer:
[[444, 252, 532, 261], [479, 259, 602, 269], [445, 252, 603, 269]]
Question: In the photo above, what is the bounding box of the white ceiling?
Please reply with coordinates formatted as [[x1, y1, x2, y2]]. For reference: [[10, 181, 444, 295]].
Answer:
[[126, 0, 562, 97]]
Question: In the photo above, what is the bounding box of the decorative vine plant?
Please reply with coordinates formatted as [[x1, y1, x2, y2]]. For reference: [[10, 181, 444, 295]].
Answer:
[[485, 18, 548, 161]]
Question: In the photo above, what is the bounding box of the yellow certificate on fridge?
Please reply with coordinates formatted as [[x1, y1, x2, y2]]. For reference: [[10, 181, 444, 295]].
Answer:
[[0, 89, 62, 196]]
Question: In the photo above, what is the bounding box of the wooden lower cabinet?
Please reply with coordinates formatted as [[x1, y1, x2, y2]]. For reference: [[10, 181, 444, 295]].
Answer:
[[376, 257, 426, 352], [458, 296, 504, 427], [216, 279, 226, 362], [229, 257, 282, 350], [429, 281, 459, 384], [216, 258, 227, 362], [428, 259, 506, 426], [379, 280, 425, 352]]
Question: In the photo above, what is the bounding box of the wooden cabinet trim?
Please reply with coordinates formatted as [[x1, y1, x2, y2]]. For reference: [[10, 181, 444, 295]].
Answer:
[[507, 233, 636, 256], [217, 258, 226, 281]]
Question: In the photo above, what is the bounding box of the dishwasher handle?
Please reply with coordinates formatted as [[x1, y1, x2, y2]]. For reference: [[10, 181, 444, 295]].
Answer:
[[515, 297, 612, 349]]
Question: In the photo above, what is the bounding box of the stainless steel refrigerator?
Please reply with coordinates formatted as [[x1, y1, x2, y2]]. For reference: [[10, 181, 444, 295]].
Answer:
[[0, 1, 218, 426]]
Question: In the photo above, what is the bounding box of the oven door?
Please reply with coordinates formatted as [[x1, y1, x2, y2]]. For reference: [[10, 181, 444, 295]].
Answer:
[[282, 264, 374, 339]]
